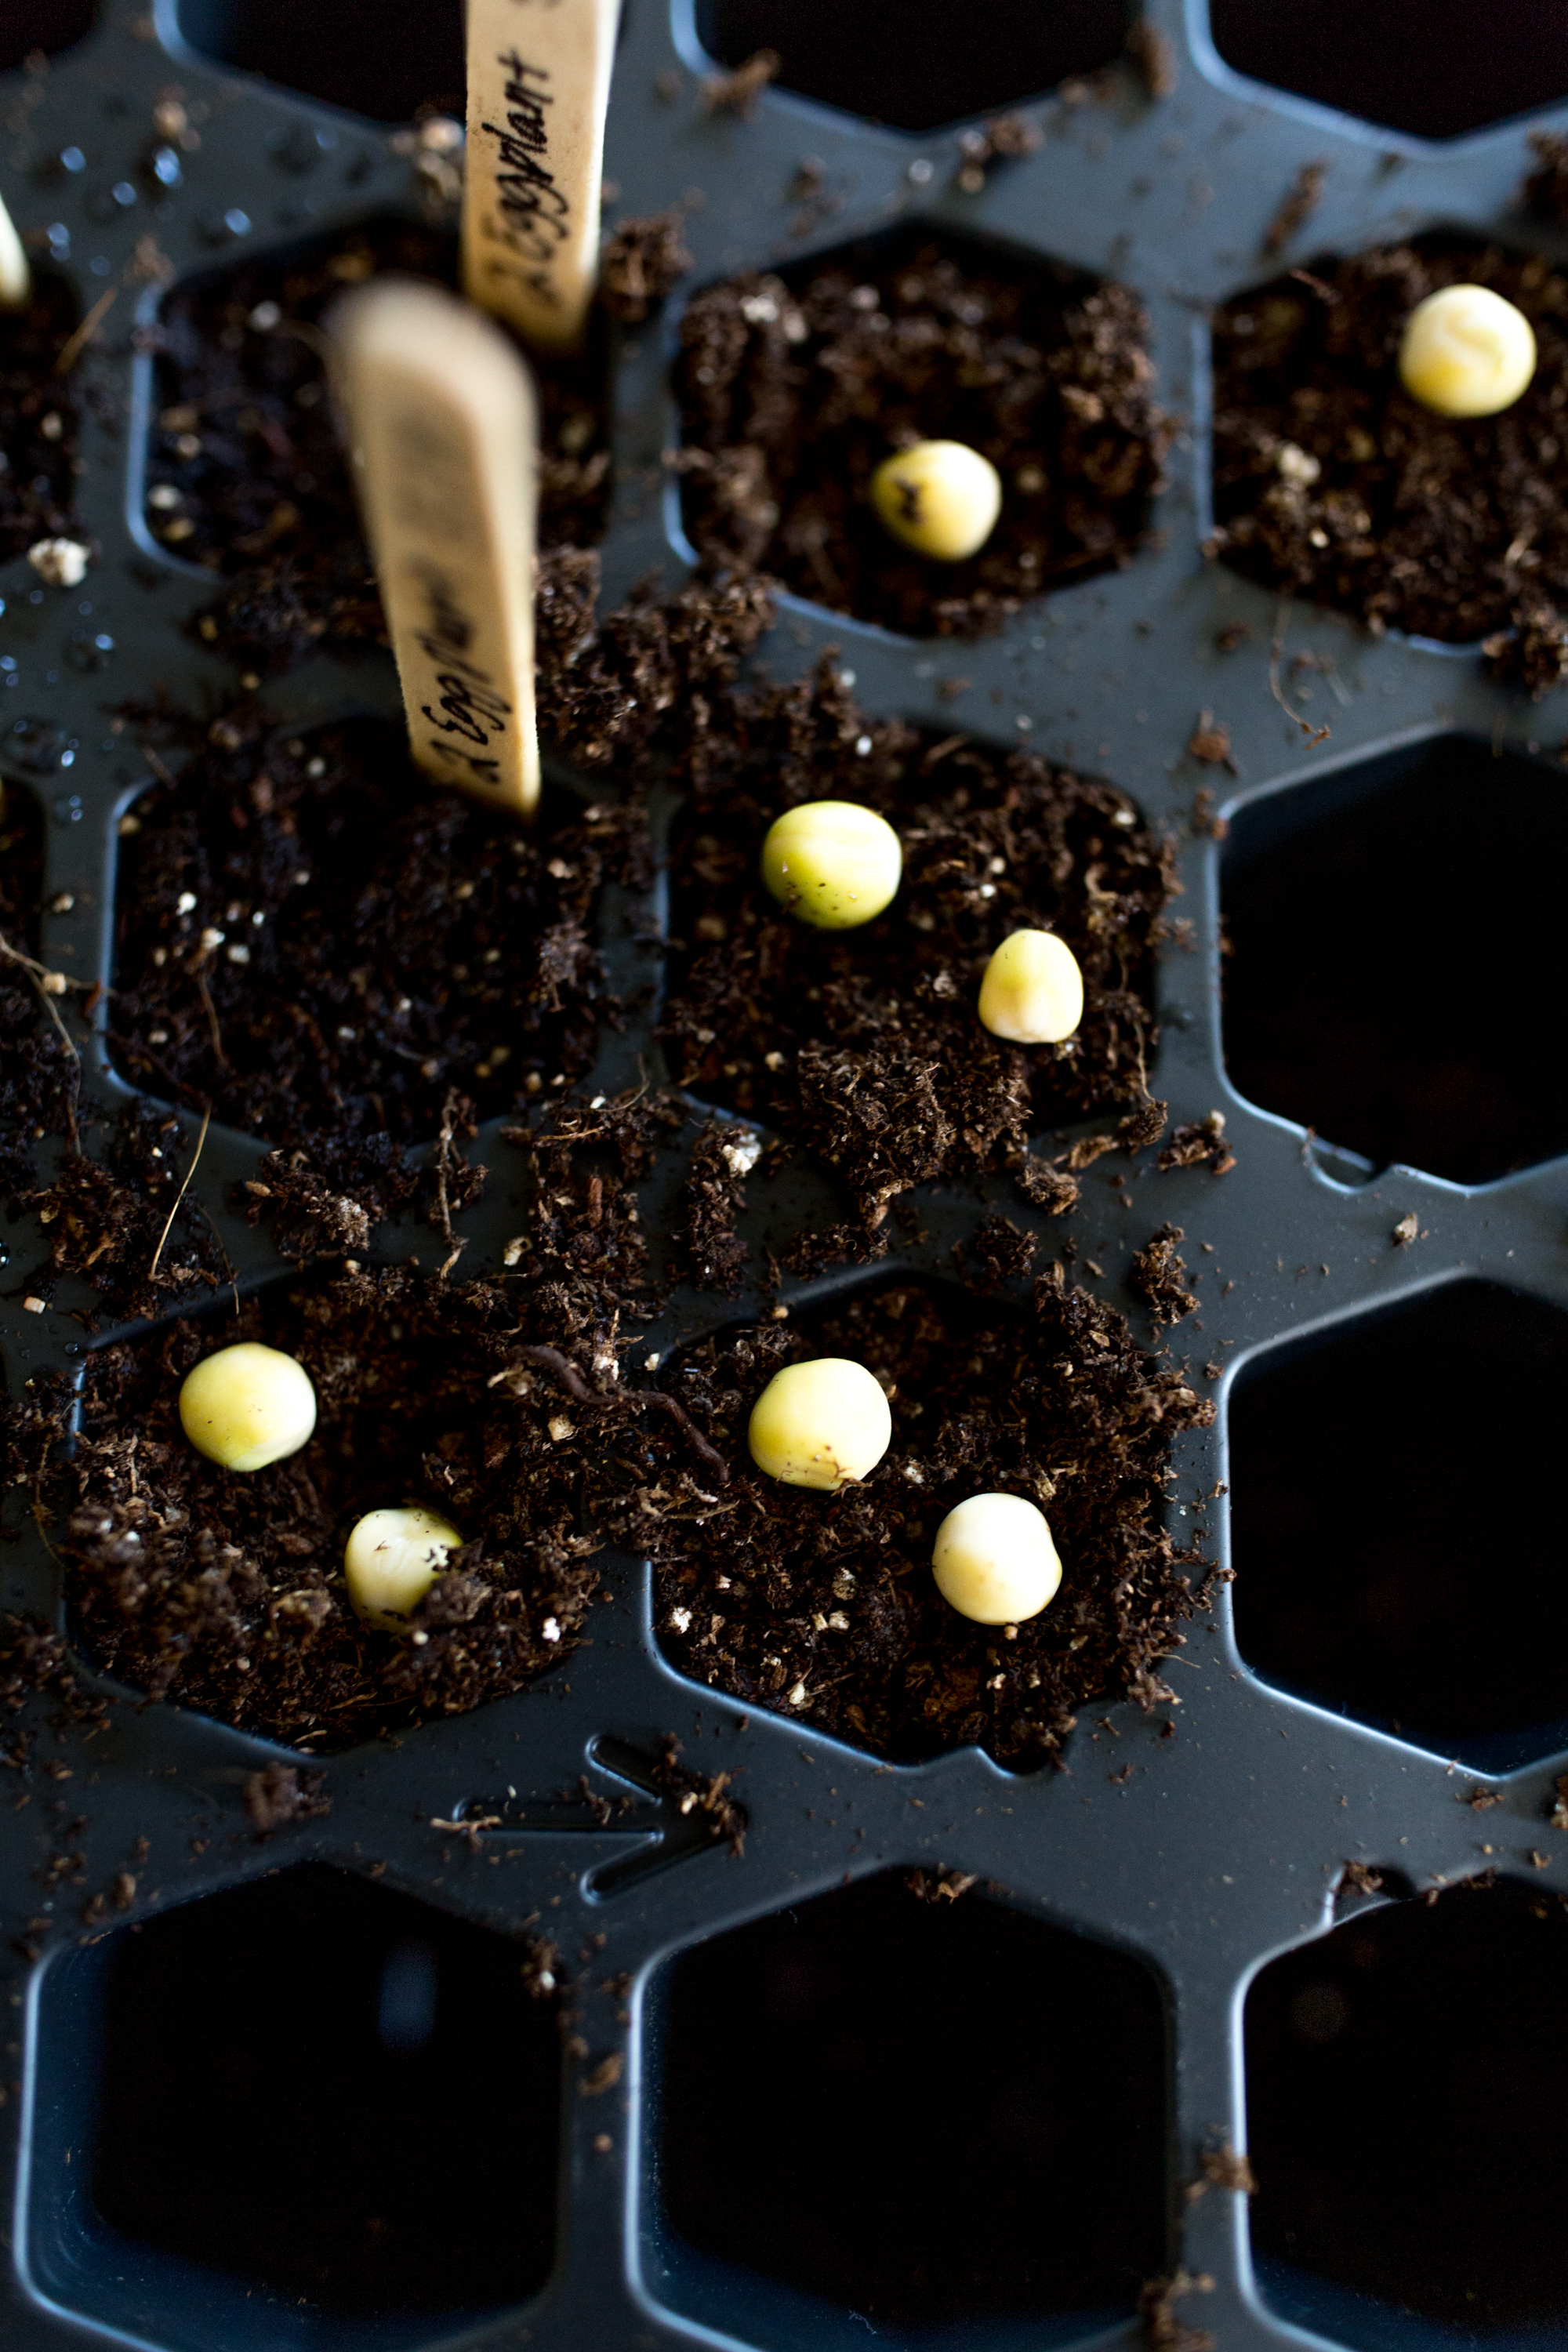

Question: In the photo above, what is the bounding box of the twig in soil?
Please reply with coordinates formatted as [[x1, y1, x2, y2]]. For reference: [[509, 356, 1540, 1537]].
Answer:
[[499, 1346, 730, 1483], [637, 1389, 729, 1484], [53, 285, 116, 376], [0, 932, 82, 1145], [147, 1102, 211, 1282], [431, 1086, 470, 1279], [508, 1343, 596, 1403], [1269, 604, 1331, 748], [1288, 267, 1340, 306], [195, 971, 229, 1070]]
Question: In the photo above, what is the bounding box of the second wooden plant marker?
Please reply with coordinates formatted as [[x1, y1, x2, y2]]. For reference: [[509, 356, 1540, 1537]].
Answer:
[[463, 0, 620, 350], [330, 277, 540, 815]]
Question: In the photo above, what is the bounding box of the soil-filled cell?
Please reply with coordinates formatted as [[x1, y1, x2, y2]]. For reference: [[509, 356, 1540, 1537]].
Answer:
[[646, 1276, 1216, 1772], [147, 217, 608, 670], [110, 717, 629, 1170], [1210, 235, 1568, 679], [1221, 736, 1568, 1185], [1246, 1877, 1568, 2340], [661, 659, 1171, 1230], [1229, 1278, 1568, 1771], [676, 227, 1170, 638], [695, 0, 1133, 130], [652, 1870, 1167, 2347], [1209, 0, 1568, 143], [59, 1267, 606, 1748]]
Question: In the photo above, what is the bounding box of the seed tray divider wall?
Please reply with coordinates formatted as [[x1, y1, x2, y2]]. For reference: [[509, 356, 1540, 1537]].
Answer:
[[2, 2, 1568, 2348]]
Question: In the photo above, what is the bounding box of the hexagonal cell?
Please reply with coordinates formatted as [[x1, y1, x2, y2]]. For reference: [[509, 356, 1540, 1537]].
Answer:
[[1208, 0, 1568, 143], [1244, 1875, 1568, 2346], [0, 267, 81, 556], [661, 665, 1170, 1221], [23, 1863, 559, 2350], [1221, 735, 1568, 1185], [147, 216, 608, 669], [1210, 234, 1568, 666], [647, 1276, 1215, 1772], [60, 1265, 603, 1748], [173, 0, 463, 123], [695, 0, 1134, 129], [648, 1868, 1168, 2349], [1229, 1278, 1568, 1771], [111, 717, 623, 1158], [676, 225, 1170, 638], [0, 0, 93, 71]]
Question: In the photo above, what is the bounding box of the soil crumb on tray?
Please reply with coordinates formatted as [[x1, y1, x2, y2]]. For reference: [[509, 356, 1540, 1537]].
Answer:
[[110, 715, 636, 1174], [0, 273, 81, 561], [56, 1267, 609, 1749], [1210, 236, 1568, 684], [147, 220, 609, 670], [661, 656, 1175, 1232], [630, 1275, 1217, 1769], [675, 231, 1171, 637]]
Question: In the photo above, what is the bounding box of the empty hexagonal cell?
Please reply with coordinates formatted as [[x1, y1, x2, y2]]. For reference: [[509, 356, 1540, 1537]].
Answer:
[[1244, 1875, 1568, 2347], [111, 717, 625, 1157], [1221, 735, 1568, 1185], [0, 0, 94, 71], [59, 1265, 602, 1748], [22, 1863, 559, 2350], [173, 0, 463, 122], [146, 216, 608, 669], [676, 225, 1170, 637], [1208, 0, 1568, 143], [1229, 1278, 1568, 1771], [1210, 233, 1568, 667], [647, 1276, 1215, 1772], [661, 665, 1170, 1218], [695, 0, 1134, 129], [647, 1868, 1168, 2350]]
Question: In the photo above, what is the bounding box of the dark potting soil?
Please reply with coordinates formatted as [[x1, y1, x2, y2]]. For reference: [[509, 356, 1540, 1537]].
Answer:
[[0, 781, 76, 1196], [108, 713, 638, 1168], [1210, 235, 1568, 687], [146, 218, 610, 671], [634, 1275, 1217, 1769], [660, 657, 1175, 1232], [674, 231, 1171, 637], [0, 270, 80, 562], [54, 1265, 610, 1749]]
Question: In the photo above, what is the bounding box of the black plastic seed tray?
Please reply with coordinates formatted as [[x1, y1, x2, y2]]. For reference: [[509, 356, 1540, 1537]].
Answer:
[[4, 5, 1568, 2350]]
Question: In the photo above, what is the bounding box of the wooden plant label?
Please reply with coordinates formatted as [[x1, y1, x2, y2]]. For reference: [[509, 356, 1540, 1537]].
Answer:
[[0, 191, 30, 308], [331, 277, 539, 815], [463, 0, 619, 350]]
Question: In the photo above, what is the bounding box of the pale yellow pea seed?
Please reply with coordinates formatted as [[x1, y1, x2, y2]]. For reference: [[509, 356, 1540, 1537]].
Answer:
[[869, 439, 1002, 561], [178, 1341, 317, 1473], [761, 800, 902, 929], [343, 1505, 463, 1630], [748, 1358, 892, 1491], [932, 1492, 1062, 1624], [977, 929, 1083, 1044], [1399, 284, 1536, 419]]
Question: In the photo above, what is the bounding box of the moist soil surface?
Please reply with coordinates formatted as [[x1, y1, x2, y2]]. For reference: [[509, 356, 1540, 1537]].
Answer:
[[637, 1275, 1217, 1769], [675, 231, 1170, 637], [1210, 234, 1568, 666], [56, 1266, 605, 1749], [0, 782, 75, 1195], [0, 270, 80, 561], [661, 658, 1175, 1229], [110, 715, 635, 1166], [147, 217, 610, 670]]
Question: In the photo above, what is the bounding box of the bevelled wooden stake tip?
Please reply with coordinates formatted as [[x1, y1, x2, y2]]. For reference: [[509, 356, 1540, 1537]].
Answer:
[[463, 0, 619, 351], [0, 190, 31, 310], [330, 276, 539, 816]]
